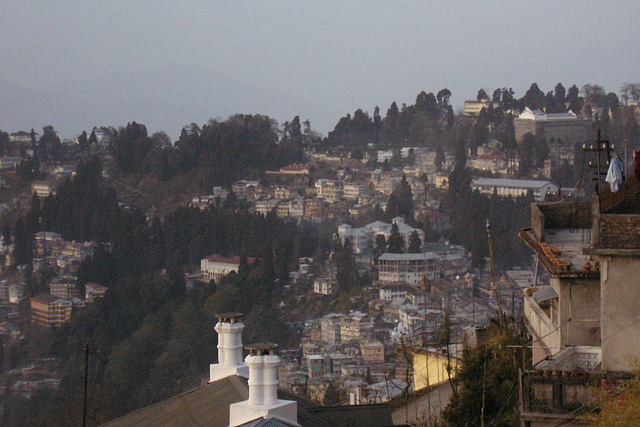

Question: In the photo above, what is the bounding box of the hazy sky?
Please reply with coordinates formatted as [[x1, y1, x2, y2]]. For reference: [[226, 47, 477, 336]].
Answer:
[[1, 1, 639, 137]]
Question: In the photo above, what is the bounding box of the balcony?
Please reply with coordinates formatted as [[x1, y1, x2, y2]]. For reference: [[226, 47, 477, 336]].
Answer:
[[522, 370, 634, 424], [523, 287, 559, 356]]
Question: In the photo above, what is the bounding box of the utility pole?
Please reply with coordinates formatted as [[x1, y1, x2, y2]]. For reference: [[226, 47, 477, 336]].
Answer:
[[486, 219, 503, 326], [83, 344, 106, 427], [583, 128, 614, 195]]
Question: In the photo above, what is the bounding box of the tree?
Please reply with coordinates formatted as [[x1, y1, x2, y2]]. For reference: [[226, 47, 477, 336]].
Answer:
[[387, 223, 404, 253], [518, 133, 536, 178], [78, 131, 89, 150], [442, 323, 526, 426], [523, 83, 545, 110], [408, 230, 421, 253], [477, 89, 489, 101], [387, 175, 414, 220], [373, 234, 387, 262]]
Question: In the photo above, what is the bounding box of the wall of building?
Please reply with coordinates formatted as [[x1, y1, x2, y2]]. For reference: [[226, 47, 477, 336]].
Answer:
[[555, 277, 601, 349], [600, 256, 640, 371], [413, 352, 458, 391]]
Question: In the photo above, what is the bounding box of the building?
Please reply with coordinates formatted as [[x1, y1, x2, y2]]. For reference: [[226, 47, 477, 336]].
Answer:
[[31, 181, 58, 197], [320, 314, 342, 345], [0, 156, 21, 170], [472, 178, 558, 201], [336, 217, 425, 255], [340, 311, 373, 342], [514, 107, 592, 143], [201, 255, 257, 281], [30, 294, 73, 327], [412, 347, 460, 391], [378, 252, 438, 286], [49, 275, 79, 299], [360, 340, 385, 364], [313, 277, 336, 296], [519, 171, 640, 424], [85, 282, 108, 302], [463, 99, 495, 116]]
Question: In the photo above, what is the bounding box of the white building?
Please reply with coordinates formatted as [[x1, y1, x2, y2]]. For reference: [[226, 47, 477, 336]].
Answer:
[[201, 255, 257, 281], [378, 252, 438, 285], [313, 277, 336, 295], [254, 199, 280, 216], [377, 150, 394, 163], [471, 178, 558, 201], [343, 183, 366, 200], [336, 217, 425, 254]]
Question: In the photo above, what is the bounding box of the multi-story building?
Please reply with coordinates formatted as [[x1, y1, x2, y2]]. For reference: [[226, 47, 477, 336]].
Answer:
[[304, 198, 323, 222], [254, 199, 280, 216], [50, 275, 79, 299], [514, 107, 593, 143], [201, 255, 257, 281], [340, 312, 373, 342], [336, 217, 425, 255], [378, 252, 438, 286], [463, 99, 494, 116], [288, 198, 305, 219], [343, 183, 366, 200], [30, 294, 73, 327], [472, 178, 558, 202], [313, 277, 336, 296], [85, 282, 108, 302], [519, 172, 640, 424], [320, 314, 342, 345], [360, 340, 385, 364]]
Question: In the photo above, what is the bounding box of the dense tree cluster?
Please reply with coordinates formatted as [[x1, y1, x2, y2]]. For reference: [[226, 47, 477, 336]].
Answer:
[[110, 115, 306, 189]]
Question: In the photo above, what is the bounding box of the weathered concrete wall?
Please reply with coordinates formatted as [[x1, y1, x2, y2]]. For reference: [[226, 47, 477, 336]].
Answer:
[[555, 277, 601, 348], [600, 257, 640, 371], [598, 215, 640, 249]]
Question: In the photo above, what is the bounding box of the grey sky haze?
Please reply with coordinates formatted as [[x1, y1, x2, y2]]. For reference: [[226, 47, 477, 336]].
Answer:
[[1, 1, 639, 139]]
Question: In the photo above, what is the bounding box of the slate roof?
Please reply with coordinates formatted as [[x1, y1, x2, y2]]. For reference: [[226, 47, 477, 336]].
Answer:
[[101, 375, 393, 427]]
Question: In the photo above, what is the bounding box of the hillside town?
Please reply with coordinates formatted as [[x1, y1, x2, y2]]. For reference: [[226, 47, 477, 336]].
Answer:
[[0, 83, 639, 426]]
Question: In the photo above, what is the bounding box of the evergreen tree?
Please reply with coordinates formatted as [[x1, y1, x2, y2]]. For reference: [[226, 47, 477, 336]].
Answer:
[[387, 223, 404, 253], [408, 230, 422, 253]]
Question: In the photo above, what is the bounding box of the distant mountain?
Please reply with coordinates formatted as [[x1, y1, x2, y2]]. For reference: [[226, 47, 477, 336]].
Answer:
[[0, 66, 335, 141]]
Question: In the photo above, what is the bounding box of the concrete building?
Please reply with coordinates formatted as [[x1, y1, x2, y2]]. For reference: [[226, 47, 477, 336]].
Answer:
[[50, 275, 79, 300], [519, 172, 640, 424], [378, 252, 438, 286], [336, 217, 425, 255], [514, 107, 592, 143], [463, 99, 494, 116], [472, 178, 558, 201], [85, 282, 108, 302], [360, 340, 385, 364], [201, 255, 257, 281], [313, 277, 336, 296], [30, 294, 73, 327]]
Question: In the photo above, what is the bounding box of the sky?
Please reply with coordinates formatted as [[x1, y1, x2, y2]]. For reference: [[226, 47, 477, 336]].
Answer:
[[1, 1, 639, 139]]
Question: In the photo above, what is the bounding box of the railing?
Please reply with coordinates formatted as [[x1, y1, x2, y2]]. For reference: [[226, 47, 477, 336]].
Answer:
[[523, 288, 559, 351]]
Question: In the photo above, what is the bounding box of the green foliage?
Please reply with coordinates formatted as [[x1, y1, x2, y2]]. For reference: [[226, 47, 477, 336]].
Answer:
[[387, 223, 404, 254], [442, 324, 527, 426], [408, 230, 422, 253], [588, 371, 640, 426]]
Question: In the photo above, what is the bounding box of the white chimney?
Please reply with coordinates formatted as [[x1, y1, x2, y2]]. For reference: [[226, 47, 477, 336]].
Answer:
[[229, 343, 299, 427], [209, 313, 249, 382]]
